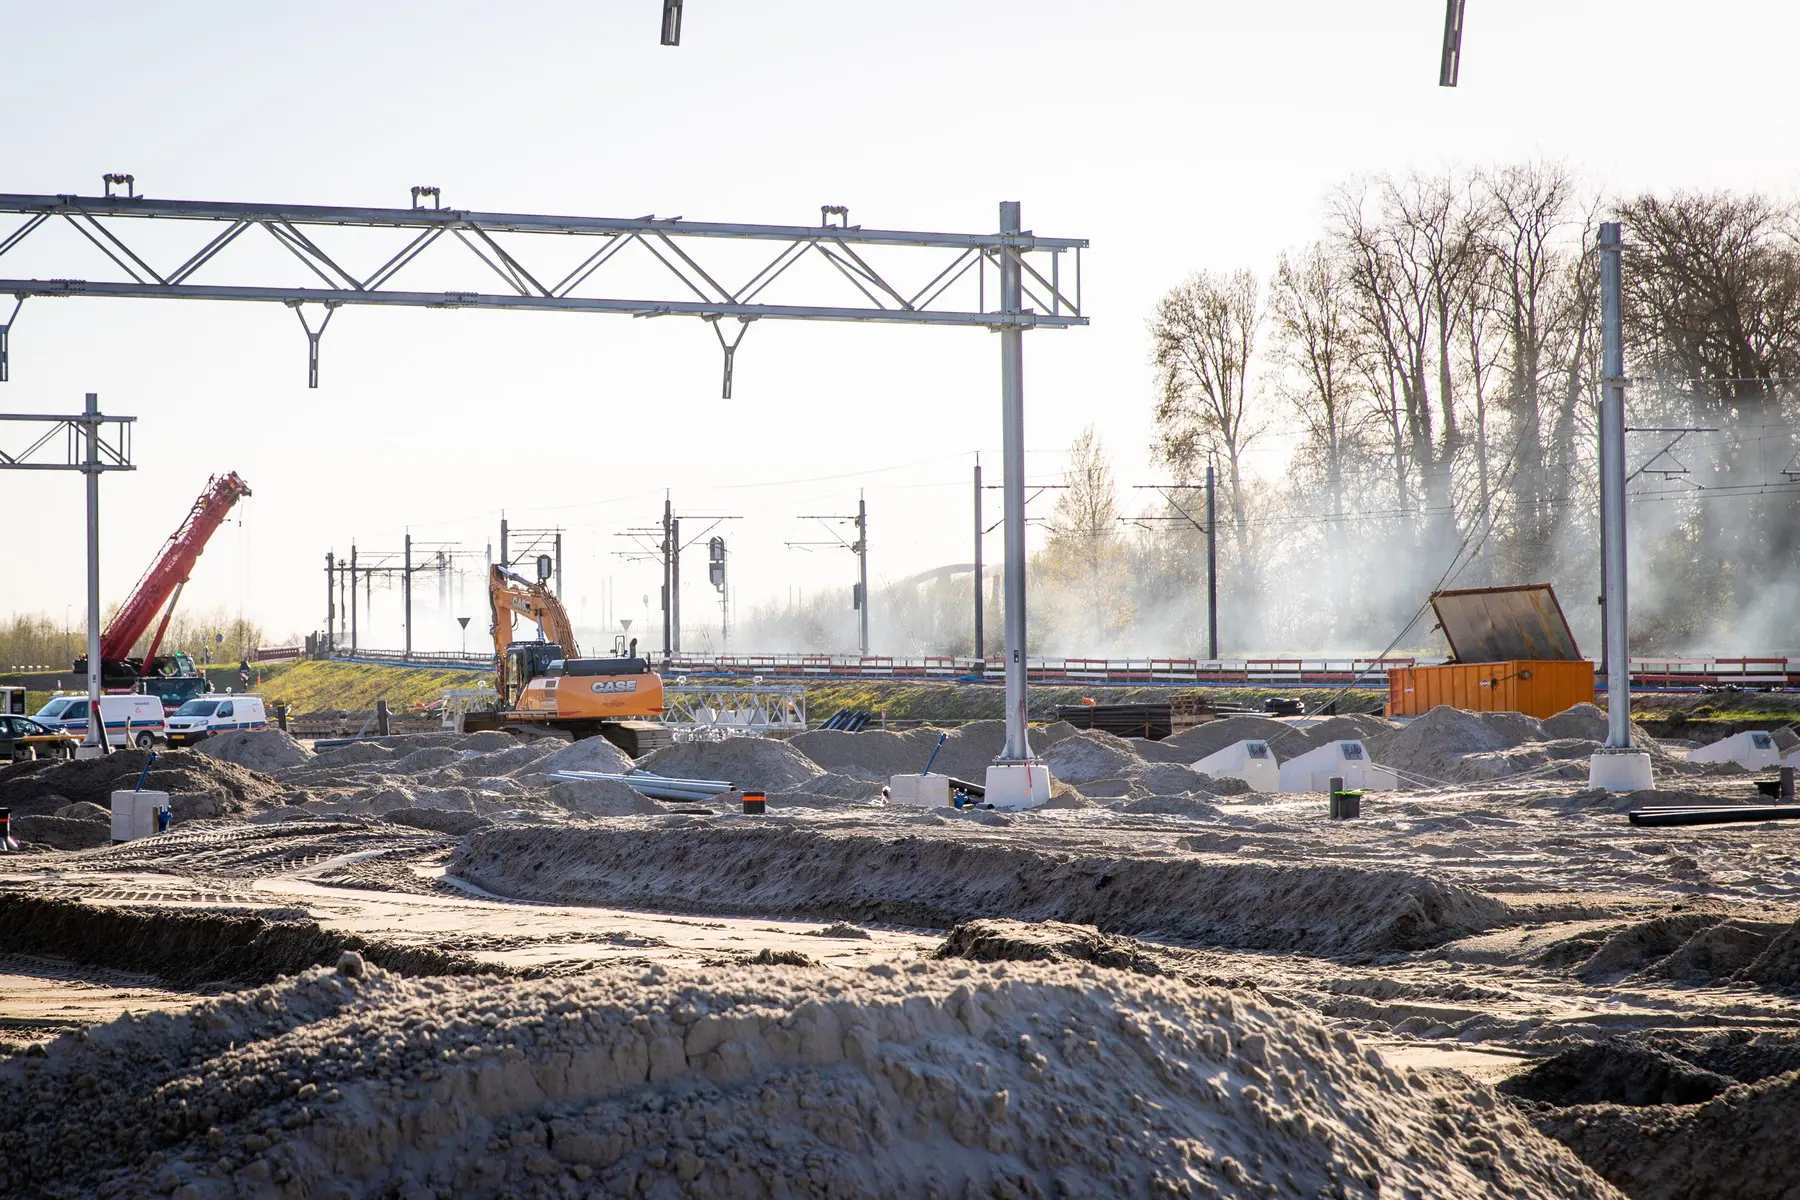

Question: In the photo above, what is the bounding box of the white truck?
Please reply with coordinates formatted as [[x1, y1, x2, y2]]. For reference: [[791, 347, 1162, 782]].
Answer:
[[32, 694, 167, 749], [164, 695, 268, 745]]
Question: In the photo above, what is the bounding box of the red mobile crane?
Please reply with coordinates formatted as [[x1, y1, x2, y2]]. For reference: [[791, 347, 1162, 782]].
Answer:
[[75, 472, 253, 699]]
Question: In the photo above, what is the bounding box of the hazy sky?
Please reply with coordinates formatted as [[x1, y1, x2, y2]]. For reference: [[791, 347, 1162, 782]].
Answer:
[[5, 1, 1798, 657]]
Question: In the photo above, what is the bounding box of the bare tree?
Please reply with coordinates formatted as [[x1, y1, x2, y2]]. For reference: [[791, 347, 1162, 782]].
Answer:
[[1149, 268, 1261, 552], [1042, 427, 1132, 645], [1269, 242, 1360, 518]]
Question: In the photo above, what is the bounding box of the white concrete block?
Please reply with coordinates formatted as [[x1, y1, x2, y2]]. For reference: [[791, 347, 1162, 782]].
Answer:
[[1687, 731, 1780, 770], [983, 761, 1053, 811], [111, 790, 169, 842], [1191, 739, 1280, 792], [888, 773, 953, 808], [1276, 741, 1398, 794], [1588, 750, 1654, 792]]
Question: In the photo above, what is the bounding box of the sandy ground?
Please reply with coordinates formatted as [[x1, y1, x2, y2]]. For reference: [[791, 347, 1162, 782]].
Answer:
[[3, 713, 1799, 1198]]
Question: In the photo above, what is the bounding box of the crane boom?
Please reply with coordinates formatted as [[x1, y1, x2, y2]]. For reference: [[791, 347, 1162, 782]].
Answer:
[[100, 472, 252, 663]]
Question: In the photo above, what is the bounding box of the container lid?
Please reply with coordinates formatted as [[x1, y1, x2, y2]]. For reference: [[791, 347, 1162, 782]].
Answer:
[[1429, 584, 1582, 663]]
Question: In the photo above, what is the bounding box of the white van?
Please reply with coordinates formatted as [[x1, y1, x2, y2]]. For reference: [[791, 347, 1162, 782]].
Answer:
[[165, 695, 268, 745], [32, 694, 167, 749]]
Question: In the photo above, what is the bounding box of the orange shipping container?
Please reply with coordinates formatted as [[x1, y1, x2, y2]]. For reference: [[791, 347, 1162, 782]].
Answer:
[[1387, 659, 1595, 719]]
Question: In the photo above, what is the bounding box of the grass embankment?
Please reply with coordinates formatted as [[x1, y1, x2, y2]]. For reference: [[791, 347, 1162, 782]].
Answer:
[[257, 660, 492, 712], [1629, 690, 1800, 739]]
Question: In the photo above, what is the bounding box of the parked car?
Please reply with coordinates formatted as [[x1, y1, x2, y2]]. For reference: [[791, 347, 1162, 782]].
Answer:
[[0, 715, 79, 762], [165, 695, 268, 745], [31, 694, 167, 749]]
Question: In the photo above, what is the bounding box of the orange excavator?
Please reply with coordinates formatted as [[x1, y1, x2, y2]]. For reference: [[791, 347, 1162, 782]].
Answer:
[[464, 565, 670, 755]]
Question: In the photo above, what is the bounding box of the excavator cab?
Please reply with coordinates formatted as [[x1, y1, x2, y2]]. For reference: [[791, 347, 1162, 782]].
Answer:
[[503, 642, 565, 709]]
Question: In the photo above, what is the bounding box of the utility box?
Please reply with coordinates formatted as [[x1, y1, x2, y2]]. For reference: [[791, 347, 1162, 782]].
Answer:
[[1387, 584, 1595, 720], [1191, 739, 1280, 792], [1277, 741, 1397, 794], [888, 773, 952, 808], [1688, 731, 1781, 770], [110, 790, 170, 842]]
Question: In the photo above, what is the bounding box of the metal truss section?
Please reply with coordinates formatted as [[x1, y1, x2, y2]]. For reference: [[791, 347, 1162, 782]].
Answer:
[[661, 682, 807, 737], [0, 408, 134, 471], [0, 189, 1088, 392]]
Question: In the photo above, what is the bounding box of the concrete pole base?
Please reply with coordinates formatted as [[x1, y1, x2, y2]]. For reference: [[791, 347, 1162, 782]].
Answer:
[[75, 744, 107, 760], [1588, 750, 1653, 793], [984, 761, 1052, 811]]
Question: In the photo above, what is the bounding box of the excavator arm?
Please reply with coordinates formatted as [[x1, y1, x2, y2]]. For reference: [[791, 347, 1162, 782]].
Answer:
[[488, 565, 579, 696]]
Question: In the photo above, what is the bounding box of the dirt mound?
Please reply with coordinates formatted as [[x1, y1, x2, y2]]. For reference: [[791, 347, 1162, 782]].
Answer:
[[1165, 715, 1301, 760], [0, 960, 1617, 1200], [453, 824, 1508, 954], [1040, 729, 1144, 783], [0, 748, 284, 818], [640, 737, 824, 792], [1112, 795, 1227, 820], [195, 728, 312, 771], [1737, 918, 1800, 990], [53, 799, 108, 820], [308, 740, 394, 768], [1537, 1069, 1800, 1200], [1499, 1040, 1734, 1107], [937, 917, 1169, 976], [0, 894, 504, 989]]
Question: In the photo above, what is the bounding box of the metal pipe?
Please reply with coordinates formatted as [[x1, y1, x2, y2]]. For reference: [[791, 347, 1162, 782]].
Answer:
[[1599, 223, 1631, 749], [1628, 805, 1800, 828], [998, 201, 1030, 763], [83, 391, 102, 753]]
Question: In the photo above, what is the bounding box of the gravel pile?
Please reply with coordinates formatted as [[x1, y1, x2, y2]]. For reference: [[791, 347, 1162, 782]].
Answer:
[[0, 958, 1618, 1199]]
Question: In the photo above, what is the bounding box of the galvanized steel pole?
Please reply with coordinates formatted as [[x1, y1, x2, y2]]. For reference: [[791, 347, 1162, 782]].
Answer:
[[1598, 223, 1632, 749], [1206, 462, 1219, 661], [999, 202, 1030, 763], [856, 494, 870, 658], [403, 532, 413, 661], [972, 459, 984, 662], [82, 392, 103, 753]]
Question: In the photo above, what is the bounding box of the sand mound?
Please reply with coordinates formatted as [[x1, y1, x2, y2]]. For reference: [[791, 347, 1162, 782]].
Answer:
[[53, 799, 108, 820], [789, 726, 944, 779], [527, 736, 635, 778], [1165, 715, 1301, 760], [1112, 795, 1227, 819], [0, 959, 1617, 1200], [1543, 703, 1608, 741], [0, 894, 501, 990], [1298, 713, 1397, 747], [937, 917, 1170, 976], [545, 776, 663, 817], [455, 729, 518, 752], [0, 748, 284, 818], [1572, 904, 1735, 983], [1537, 1069, 1800, 1200], [454, 824, 1507, 954], [307, 740, 394, 768], [1363, 706, 1546, 787], [1040, 729, 1143, 783], [11, 813, 109, 850], [1499, 1040, 1733, 1107], [641, 738, 824, 792], [195, 727, 312, 772]]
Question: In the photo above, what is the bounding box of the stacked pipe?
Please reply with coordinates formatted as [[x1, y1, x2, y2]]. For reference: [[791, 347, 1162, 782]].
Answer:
[[548, 769, 732, 803]]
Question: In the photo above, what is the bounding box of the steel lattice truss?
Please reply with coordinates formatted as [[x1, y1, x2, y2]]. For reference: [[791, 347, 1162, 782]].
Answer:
[[0, 188, 1087, 392], [0, 410, 134, 471]]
